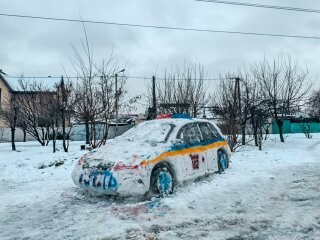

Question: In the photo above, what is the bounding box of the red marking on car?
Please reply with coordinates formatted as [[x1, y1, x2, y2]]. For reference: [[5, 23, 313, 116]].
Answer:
[[156, 114, 172, 119], [78, 156, 86, 165], [190, 154, 199, 169], [114, 163, 140, 171]]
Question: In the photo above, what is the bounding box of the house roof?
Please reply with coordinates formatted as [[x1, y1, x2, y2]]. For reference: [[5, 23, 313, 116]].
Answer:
[[0, 73, 14, 92], [14, 91, 57, 95], [0, 73, 59, 92]]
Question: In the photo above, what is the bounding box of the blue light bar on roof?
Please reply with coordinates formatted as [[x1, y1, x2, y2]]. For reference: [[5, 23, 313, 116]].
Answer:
[[172, 113, 192, 119]]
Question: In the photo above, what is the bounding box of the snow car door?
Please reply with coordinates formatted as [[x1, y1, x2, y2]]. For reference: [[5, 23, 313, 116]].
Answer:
[[176, 123, 206, 180], [198, 122, 221, 172]]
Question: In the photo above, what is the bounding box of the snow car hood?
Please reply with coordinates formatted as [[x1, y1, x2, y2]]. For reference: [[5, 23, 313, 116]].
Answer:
[[79, 140, 168, 169]]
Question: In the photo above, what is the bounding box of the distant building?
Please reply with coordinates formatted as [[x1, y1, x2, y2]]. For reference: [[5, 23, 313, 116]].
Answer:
[[71, 121, 135, 141], [0, 73, 13, 127], [0, 72, 59, 142]]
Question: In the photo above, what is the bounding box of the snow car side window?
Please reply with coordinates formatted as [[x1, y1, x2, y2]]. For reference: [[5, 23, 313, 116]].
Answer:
[[198, 122, 216, 141], [178, 123, 202, 144], [207, 123, 222, 139]]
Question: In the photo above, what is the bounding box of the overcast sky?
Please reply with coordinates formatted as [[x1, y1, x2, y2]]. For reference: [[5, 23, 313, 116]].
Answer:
[[1, 0, 320, 112]]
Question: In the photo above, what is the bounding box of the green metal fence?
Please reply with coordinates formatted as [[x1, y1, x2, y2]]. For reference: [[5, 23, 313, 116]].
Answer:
[[272, 120, 320, 134]]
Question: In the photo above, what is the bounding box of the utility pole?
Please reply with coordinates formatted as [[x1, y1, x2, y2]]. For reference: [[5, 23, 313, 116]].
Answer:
[[202, 106, 206, 119], [60, 76, 68, 152], [115, 73, 118, 137], [115, 69, 125, 137], [234, 77, 247, 145], [230, 77, 243, 146], [235, 77, 241, 113], [233, 77, 241, 112], [152, 76, 157, 119]]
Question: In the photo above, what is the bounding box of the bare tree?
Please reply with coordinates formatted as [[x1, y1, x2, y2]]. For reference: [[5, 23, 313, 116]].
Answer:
[[234, 71, 254, 146], [71, 24, 98, 145], [252, 56, 311, 142], [253, 103, 270, 150], [151, 63, 209, 117], [0, 95, 19, 150], [212, 76, 241, 152], [307, 89, 320, 117], [45, 92, 60, 152], [16, 79, 56, 146], [0, 128, 4, 142], [243, 74, 271, 148], [56, 77, 75, 152], [187, 64, 209, 117], [17, 119, 28, 142], [71, 24, 129, 148], [95, 57, 127, 147], [299, 121, 313, 139]]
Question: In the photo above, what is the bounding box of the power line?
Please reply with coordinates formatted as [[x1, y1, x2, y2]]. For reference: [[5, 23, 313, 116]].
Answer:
[[195, 0, 320, 14], [5, 75, 223, 81], [5, 75, 149, 79], [0, 12, 320, 40]]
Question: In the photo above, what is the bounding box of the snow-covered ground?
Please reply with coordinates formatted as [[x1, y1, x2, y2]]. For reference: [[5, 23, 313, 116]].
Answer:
[[0, 135, 320, 240]]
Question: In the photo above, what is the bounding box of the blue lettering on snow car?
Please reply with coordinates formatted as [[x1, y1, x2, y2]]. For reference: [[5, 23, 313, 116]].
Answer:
[[79, 170, 118, 191]]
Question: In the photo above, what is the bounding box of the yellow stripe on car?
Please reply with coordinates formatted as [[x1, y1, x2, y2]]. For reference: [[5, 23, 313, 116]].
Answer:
[[140, 141, 228, 166]]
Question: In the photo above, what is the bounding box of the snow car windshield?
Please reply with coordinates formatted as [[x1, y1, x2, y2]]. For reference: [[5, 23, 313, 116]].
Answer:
[[117, 121, 174, 143]]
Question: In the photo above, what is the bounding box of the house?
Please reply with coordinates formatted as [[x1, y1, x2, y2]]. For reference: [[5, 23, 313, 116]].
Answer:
[[0, 72, 60, 142], [0, 72, 14, 128]]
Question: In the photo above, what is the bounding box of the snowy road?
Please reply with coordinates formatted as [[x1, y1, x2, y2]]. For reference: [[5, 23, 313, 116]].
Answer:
[[0, 135, 320, 239]]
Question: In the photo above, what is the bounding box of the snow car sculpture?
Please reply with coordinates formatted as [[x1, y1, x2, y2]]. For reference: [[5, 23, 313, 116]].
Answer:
[[72, 115, 231, 197]]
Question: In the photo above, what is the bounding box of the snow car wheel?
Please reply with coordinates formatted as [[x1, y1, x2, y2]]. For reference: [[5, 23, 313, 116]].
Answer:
[[217, 150, 229, 174], [150, 164, 174, 197]]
